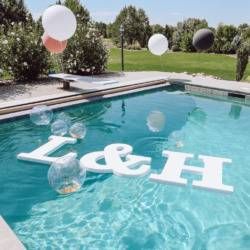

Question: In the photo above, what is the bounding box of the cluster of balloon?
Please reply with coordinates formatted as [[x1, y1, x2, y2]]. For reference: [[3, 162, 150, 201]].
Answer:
[[193, 29, 215, 51], [48, 154, 86, 195], [41, 5, 77, 54], [30, 105, 53, 126], [147, 111, 166, 132], [148, 34, 169, 56]]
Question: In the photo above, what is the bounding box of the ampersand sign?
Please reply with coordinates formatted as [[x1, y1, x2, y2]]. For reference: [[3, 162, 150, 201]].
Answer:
[[80, 144, 151, 177]]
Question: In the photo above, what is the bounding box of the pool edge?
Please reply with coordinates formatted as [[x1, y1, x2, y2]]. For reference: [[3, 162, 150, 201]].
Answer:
[[0, 216, 25, 250]]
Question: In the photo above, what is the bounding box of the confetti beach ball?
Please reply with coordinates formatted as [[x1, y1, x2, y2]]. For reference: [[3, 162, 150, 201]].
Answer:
[[30, 105, 53, 126], [48, 154, 86, 195]]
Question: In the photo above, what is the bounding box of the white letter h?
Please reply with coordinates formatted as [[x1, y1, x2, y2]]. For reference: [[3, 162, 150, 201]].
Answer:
[[150, 151, 234, 193]]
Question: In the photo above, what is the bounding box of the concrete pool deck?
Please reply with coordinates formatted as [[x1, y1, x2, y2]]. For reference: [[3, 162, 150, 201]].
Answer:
[[0, 217, 25, 250], [0, 71, 250, 120]]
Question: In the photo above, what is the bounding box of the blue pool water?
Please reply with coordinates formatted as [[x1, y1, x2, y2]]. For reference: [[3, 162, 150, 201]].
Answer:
[[0, 86, 250, 249]]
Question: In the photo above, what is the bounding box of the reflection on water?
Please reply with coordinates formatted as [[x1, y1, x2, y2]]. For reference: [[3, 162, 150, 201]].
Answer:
[[229, 104, 242, 120]]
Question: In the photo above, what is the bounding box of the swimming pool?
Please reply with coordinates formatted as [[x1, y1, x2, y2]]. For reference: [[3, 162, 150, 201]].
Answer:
[[0, 85, 250, 249]]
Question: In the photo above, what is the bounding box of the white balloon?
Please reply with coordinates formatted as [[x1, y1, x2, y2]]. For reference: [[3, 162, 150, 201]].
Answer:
[[42, 5, 77, 41], [147, 111, 166, 132], [148, 34, 168, 56]]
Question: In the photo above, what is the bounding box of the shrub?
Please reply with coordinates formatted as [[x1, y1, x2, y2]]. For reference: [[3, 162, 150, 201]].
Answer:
[[61, 0, 107, 75], [0, 23, 50, 81], [213, 24, 238, 54], [0, 0, 32, 30], [62, 27, 108, 75]]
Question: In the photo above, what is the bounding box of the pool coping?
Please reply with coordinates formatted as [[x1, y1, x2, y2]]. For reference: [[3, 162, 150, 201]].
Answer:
[[1, 73, 250, 121], [0, 78, 169, 121], [0, 216, 25, 250]]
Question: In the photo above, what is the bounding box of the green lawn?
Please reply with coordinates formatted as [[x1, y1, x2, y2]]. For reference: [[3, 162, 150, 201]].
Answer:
[[108, 48, 250, 81]]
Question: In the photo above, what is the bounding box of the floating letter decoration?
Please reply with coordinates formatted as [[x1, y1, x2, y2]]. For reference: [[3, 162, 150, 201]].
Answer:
[[80, 144, 151, 177], [17, 137, 234, 193], [17, 136, 77, 165], [149, 151, 234, 193]]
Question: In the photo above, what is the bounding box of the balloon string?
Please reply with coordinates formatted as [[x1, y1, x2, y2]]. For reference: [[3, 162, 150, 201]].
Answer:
[[159, 55, 164, 73], [58, 41, 64, 74]]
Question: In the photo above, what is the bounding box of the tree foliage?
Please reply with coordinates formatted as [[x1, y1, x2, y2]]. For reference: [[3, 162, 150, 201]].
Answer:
[[165, 25, 175, 49], [172, 18, 208, 52], [111, 5, 151, 48], [95, 22, 108, 38], [0, 0, 49, 80], [151, 24, 165, 34], [0, 0, 32, 30], [235, 25, 250, 81], [64, 0, 90, 24], [62, 0, 108, 75], [213, 24, 238, 54]]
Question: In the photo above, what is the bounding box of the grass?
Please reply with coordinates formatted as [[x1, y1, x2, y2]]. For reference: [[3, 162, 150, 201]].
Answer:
[[108, 48, 250, 81]]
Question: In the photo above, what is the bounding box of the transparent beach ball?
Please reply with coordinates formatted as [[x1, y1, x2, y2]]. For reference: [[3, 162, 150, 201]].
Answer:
[[69, 122, 87, 139], [147, 111, 166, 132], [51, 120, 68, 136], [56, 112, 72, 127], [48, 155, 86, 195], [30, 105, 53, 126]]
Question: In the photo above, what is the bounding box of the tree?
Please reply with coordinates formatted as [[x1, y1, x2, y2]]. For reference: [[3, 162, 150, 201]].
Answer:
[[213, 24, 238, 54], [165, 25, 175, 49], [106, 23, 113, 38], [172, 18, 208, 52], [62, 0, 108, 75], [151, 24, 165, 34], [111, 5, 151, 48], [0, 0, 32, 30], [95, 22, 107, 38], [64, 0, 90, 24]]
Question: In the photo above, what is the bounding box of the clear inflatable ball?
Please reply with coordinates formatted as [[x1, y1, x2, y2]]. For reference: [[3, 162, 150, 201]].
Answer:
[[147, 111, 166, 132], [48, 154, 86, 195], [51, 120, 68, 136], [30, 105, 53, 126], [56, 112, 72, 128], [69, 122, 87, 139]]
